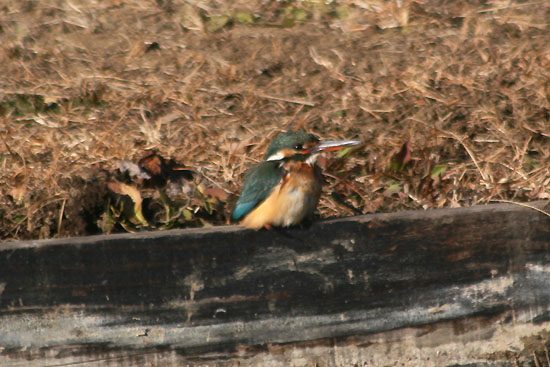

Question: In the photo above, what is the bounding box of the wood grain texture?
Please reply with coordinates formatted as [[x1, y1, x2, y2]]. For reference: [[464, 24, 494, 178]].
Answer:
[[1, 201, 550, 366]]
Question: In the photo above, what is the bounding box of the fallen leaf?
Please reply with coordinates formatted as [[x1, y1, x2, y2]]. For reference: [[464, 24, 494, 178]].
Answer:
[[390, 141, 412, 171], [9, 185, 26, 204], [205, 15, 231, 33], [203, 187, 229, 201], [139, 153, 165, 177], [107, 182, 148, 226]]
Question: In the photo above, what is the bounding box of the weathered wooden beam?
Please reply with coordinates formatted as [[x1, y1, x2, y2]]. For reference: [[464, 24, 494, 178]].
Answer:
[[1, 202, 550, 366]]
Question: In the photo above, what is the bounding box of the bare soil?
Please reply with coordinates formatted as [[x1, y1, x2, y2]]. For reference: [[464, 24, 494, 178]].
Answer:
[[1, 0, 550, 241]]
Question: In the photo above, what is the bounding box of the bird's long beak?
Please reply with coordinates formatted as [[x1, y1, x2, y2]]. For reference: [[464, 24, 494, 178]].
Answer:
[[312, 139, 361, 153]]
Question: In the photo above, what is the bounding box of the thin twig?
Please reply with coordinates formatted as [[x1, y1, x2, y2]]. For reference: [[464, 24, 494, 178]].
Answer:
[[196, 89, 315, 106], [57, 198, 66, 236], [443, 132, 491, 182], [256, 93, 316, 107], [491, 199, 550, 218]]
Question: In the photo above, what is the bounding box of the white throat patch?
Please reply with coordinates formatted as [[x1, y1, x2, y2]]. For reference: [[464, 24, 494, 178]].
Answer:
[[266, 152, 286, 161], [266, 152, 319, 165], [305, 153, 319, 166]]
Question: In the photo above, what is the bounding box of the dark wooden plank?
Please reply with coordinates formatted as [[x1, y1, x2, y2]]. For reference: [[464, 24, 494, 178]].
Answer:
[[1, 201, 550, 366]]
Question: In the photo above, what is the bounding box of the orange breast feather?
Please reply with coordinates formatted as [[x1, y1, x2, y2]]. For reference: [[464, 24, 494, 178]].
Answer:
[[241, 162, 321, 229]]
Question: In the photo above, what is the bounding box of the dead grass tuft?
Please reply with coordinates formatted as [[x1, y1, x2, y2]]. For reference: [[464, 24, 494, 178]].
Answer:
[[1, 0, 550, 240]]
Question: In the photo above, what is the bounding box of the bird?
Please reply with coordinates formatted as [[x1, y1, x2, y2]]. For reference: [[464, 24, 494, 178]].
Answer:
[[232, 130, 361, 229]]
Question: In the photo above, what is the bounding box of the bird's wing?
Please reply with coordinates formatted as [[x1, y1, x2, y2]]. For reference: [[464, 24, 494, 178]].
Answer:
[[232, 161, 284, 220]]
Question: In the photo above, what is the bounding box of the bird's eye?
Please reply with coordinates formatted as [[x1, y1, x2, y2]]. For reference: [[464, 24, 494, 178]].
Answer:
[[294, 144, 303, 150]]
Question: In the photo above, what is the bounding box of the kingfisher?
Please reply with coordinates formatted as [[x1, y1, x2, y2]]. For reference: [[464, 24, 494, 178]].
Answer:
[[232, 131, 361, 229]]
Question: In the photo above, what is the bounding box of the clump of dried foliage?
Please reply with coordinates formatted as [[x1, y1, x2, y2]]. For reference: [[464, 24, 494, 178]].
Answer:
[[1, 0, 550, 240]]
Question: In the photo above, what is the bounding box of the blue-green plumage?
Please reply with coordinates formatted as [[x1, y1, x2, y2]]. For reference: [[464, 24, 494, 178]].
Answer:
[[232, 130, 361, 228], [264, 131, 319, 159], [232, 131, 320, 221], [232, 161, 283, 220]]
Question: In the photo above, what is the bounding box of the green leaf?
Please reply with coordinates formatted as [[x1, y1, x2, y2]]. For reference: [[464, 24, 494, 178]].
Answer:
[[99, 211, 115, 234], [182, 208, 193, 221], [282, 6, 309, 27], [337, 146, 354, 159], [430, 165, 447, 179], [235, 12, 253, 24], [14, 215, 26, 223], [293, 8, 309, 21], [158, 189, 172, 223], [385, 183, 402, 195], [205, 15, 230, 33]]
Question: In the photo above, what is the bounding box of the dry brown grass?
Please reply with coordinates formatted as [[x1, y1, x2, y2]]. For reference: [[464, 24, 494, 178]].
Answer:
[[1, 0, 550, 240]]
